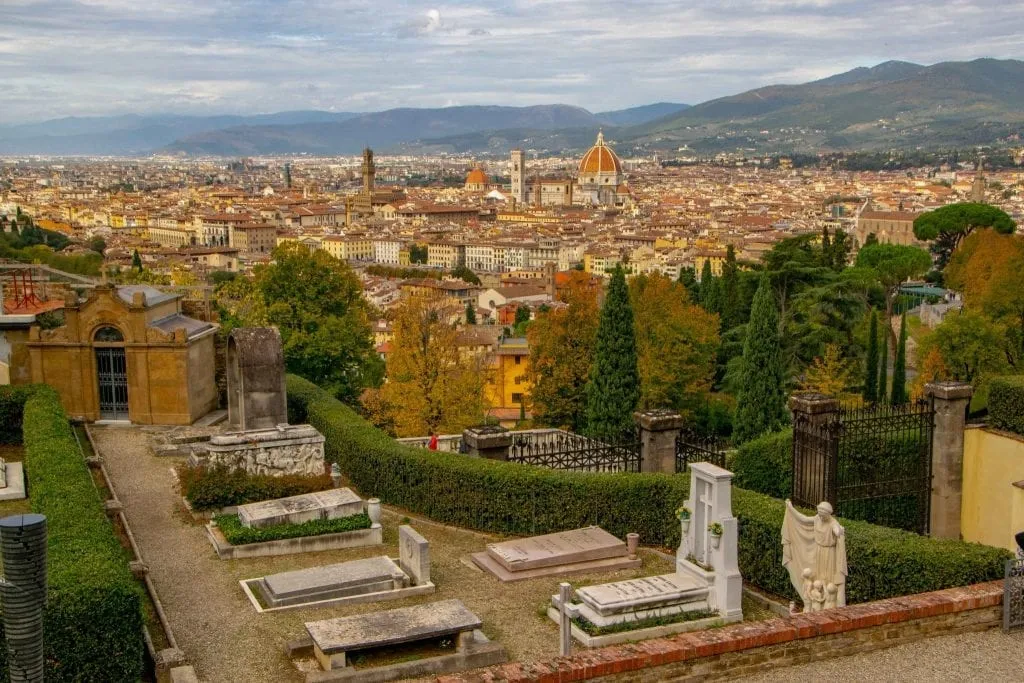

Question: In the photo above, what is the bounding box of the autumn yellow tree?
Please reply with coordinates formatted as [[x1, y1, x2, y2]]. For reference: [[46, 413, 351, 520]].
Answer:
[[527, 272, 599, 432], [628, 273, 719, 412], [364, 294, 488, 437], [911, 346, 949, 400], [802, 344, 856, 398]]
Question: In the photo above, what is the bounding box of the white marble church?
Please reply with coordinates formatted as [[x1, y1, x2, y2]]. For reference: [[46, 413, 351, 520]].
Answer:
[[510, 130, 631, 209]]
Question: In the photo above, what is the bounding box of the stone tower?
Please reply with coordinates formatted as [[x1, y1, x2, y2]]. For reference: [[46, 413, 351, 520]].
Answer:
[[362, 147, 376, 194], [971, 162, 986, 203], [510, 149, 526, 207]]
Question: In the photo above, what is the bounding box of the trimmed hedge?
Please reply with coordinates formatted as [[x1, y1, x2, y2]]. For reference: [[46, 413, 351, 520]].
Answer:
[[288, 374, 1010, 605], [215, 512, 371, 545], [0, 386, 144, 681], [730, 429, 792, 499], [0, 385, 34, 444], [179, 464, 334, 511], [989, 376, 1024, 436]]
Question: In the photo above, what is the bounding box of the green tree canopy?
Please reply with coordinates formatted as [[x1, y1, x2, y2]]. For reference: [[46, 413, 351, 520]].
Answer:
[[585, 267, 640, 441], [863, 310, 879, 403], [854, 243, 931, 316], [913, 202, 1016, 268], [217, 242, 381, 403], [450, 265, 481, 285]]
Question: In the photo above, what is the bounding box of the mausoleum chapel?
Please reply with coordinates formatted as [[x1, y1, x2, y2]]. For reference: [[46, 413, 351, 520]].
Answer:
[[25, 284, 218, 424]]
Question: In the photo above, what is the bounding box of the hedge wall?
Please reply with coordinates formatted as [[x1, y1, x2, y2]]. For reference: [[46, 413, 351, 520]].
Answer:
[[287, 375, 1010, 604], [989, 376, 1024, 436], [0, 386, 144, 681], [0, 385, 35, 445], [730, 429, 792, 499]]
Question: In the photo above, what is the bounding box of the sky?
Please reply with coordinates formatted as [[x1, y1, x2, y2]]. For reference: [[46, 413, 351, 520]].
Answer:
[[2, 0, 1023, 124]]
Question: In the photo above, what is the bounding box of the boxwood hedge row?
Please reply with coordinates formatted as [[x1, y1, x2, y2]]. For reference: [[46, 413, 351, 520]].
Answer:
[[0, 385, 35, 444], [989, 376, 1024, 436], [0, 386, 144, 681], [288, 375, 1010, 604]]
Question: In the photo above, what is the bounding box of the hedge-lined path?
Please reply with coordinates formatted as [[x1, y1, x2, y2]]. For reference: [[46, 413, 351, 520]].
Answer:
[[735, 628, 1024, 682], [91, 425, 683, 683]]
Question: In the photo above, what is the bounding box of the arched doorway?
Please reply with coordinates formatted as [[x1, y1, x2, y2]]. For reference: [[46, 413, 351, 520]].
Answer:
[[94, 326, 129, 421]]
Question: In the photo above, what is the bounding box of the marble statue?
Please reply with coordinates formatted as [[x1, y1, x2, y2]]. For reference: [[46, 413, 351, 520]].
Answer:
[[782, 500, 847, 610]]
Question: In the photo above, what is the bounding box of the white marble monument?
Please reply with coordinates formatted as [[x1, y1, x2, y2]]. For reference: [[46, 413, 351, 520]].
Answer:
[[781, 499, 847, 610]]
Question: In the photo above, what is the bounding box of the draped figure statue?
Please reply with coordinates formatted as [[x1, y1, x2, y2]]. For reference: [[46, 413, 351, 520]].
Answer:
[[781, 500, 847, 609]]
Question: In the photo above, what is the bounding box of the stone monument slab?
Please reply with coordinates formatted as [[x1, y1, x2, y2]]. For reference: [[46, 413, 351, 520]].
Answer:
[[0, 462, 26, 502], [237, 488, 363, 529], [576, 573, 706, 617], [471, 526, 641, 582], [399, 525, 430, 585], [260, 556, 405, 607]]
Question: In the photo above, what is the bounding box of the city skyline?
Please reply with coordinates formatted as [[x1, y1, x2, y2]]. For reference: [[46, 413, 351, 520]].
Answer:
[[3, 0, 1024, 124]]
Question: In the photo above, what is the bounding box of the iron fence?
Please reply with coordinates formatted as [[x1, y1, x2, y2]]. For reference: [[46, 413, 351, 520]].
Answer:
[[792, 399, 934, 534], [508, 429, 642, 472], [1004, 558, 1024, 632], [675, 429, 728, 473]]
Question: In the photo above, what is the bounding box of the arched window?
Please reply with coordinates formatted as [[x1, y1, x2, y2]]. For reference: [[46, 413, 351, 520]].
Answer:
[[94, 326, 124, 343]]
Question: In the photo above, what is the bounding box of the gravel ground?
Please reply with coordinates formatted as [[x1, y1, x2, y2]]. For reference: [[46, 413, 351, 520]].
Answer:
[[92, 425, 687, 682], [734, 628, 1024, 682]]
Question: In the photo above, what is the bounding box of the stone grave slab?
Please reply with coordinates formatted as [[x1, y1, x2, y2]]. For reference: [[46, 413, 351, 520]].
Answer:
[[0, 462, 26, 502], [471, 526, 641, 582], [306, 599, 480, 671], [399, 525, 430, 585], [238, 488, 363, 529], [259, 556, 406, 608]]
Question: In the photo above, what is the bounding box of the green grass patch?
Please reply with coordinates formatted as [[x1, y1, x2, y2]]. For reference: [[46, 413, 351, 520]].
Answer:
[[214, 512, 371, 545], [179, 464, 334, 511]]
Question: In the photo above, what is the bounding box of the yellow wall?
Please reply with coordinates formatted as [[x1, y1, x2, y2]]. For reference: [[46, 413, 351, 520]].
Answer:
[[962, 426, 1024, 552], [485, 353, 531, 410]]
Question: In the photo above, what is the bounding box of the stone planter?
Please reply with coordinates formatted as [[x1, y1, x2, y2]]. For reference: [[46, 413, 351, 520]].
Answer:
[[680, 518, 691, 535], [367, 498, 382, 526], [710, 532, 722, 550]]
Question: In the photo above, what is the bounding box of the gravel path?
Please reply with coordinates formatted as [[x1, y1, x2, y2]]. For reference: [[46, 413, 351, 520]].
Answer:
[[733, 625, 1024, 682]]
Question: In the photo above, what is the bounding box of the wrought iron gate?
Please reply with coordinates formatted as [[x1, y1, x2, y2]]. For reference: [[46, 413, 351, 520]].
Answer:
[[96, 347, 129, 421], [792, 400, 934, 534], [675, 429, 728, 473]]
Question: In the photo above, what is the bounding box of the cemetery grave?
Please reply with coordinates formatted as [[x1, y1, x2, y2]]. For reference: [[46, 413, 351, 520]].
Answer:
[[205, 488, 383, 559], [471, 526, 642, 582], [240, 525, 436, 612]]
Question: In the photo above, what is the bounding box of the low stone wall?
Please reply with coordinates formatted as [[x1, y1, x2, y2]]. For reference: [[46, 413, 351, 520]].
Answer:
[[440, 581, 1003, 682], [205, 524, 383, 560]]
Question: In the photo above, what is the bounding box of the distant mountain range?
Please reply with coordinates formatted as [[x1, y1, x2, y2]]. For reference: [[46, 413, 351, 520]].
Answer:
[[2, 58, 1022, 156]]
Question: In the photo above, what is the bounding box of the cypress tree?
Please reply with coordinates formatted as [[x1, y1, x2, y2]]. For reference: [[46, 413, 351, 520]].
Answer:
[[891, 315, 909, 405], [721, 245, 740, 330], [465, 301, 477, 325], [863, 310, 879, 403], [821, 226, 832, 267], [677, 266, 699, 302], [878, 322, 889, 404], [131, 249, 143, 272], [585, 266, 640, 442], [733, 273, 788, 443]]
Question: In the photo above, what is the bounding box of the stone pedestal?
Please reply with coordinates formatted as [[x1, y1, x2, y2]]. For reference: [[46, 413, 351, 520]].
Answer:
[[204, 424, 325, 477], [789, 393, 840, 505], [462, 426, 511, 461], [635, 409, 683, 474], [926, 381, 973, 540], [789, 392, 840, 425]]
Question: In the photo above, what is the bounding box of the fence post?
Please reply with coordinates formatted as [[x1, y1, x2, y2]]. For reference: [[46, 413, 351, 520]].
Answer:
[[635, 409, 683, 474], [926, 381, 973, 540], [789, 392, 840, 505], [461, 425, 512, 461]]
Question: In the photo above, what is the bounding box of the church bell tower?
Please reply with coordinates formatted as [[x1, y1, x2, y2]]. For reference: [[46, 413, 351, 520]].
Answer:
[[510, 149, 525, 207], [362, 147, 376, 194]]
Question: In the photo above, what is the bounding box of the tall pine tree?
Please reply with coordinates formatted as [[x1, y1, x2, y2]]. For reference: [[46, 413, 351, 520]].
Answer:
[[821, 226, 832, 267], [585, 266, 640, 442], [863, 310, 879, 403], [878, 322, 889, 404], [677, 266, 699, 302], [721, 245, 740, 330], [891, 315, 908, 405], [733, 274, 788, 443]]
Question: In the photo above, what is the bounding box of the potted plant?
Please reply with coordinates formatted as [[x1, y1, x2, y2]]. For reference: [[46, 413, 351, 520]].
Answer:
[[675, 506, 691, 534], [708, 522, 723, 550]]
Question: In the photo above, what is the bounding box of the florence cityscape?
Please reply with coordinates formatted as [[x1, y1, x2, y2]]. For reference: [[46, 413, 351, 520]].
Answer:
[[0, 1, 1023, 682]]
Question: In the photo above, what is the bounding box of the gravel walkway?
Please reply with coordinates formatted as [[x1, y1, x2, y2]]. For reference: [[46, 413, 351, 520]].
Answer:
[[734, 628, 1024, 682]]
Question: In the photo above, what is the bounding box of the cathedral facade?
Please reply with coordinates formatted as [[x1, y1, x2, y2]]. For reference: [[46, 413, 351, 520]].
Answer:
[[510, 130, 630, 209]]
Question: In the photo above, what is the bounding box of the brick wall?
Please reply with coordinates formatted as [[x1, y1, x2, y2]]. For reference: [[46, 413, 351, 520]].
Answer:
[[441, 581, 1002, 682]]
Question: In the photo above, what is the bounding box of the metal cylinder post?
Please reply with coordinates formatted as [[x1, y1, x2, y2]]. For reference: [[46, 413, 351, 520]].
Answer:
[[0, 513, 47, 683]]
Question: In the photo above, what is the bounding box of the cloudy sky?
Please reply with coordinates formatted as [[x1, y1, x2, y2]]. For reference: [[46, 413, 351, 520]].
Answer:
[[2, 0, 1023, 124]]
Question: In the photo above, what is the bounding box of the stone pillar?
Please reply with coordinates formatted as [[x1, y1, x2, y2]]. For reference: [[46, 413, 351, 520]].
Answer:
[[461, 426, 512, 461], [788, 393, 840, 506], [635, 409, 683, 475], [926, 381, 973, 540]]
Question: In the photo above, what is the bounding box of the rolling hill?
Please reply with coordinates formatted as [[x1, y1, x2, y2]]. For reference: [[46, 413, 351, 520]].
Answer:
[[596, 102, 690, 126], [631, 58, 1024, 151]]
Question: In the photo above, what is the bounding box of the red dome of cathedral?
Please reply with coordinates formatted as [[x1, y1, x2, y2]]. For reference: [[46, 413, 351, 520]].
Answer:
[[465, 168, 489, 186], [578, 130, 622, 176]]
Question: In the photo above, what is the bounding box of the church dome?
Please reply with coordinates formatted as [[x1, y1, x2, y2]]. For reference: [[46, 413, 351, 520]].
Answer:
[[578, 130, 622, 176], [465, 168, 489, 187]]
